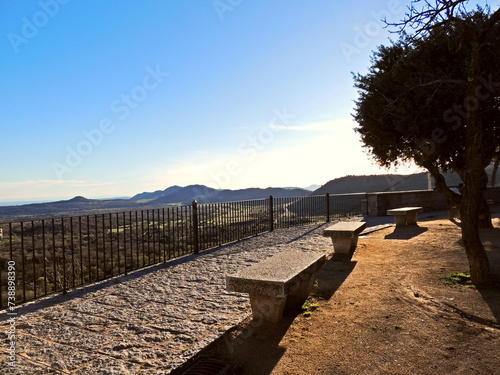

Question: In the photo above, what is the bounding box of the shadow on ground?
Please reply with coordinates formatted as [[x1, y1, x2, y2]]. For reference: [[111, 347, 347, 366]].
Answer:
[[384, 225, 428, 240], [200, 257, 356, 374], [478, 226, 500, 328], [313, 257, 357, 300]]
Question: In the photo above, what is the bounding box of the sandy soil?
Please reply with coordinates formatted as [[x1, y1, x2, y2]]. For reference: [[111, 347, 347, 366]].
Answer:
[[204, 215, 500, 375]]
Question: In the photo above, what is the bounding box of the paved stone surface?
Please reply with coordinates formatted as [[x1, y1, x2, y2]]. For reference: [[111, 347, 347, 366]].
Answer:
[[0, 223, 347, 375]]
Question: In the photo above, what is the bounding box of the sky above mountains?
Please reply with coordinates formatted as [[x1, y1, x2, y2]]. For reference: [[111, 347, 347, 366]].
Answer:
[[1, 1, 428, 203]]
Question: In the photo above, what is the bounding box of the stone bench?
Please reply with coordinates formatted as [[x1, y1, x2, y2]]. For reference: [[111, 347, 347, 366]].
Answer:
[[226, 250, 326, 323], [386, 207, 424, 226], [322, 221, 366, 254]]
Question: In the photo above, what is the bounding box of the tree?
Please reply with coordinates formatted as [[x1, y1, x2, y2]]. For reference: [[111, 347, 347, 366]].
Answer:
[[492, 152, 500, 187], [353, 3, 500, 285]]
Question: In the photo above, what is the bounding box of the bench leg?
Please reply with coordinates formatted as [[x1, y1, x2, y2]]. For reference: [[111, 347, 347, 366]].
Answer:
[[249, 294, 286, 324], [286, 272, 315, 310], [405, 212, 419, 225], [393, 215, 407, 226], [330, 237, 358, 254]]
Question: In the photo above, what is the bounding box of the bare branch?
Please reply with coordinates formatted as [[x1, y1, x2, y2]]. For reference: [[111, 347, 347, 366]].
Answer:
[[387, 0, 470, 37]]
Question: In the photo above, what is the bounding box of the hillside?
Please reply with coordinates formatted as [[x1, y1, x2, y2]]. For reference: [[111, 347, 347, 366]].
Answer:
[[312, 173, 432, 195], [0, 196, 139, 222], [131, 185, 183, 201], [312, 172, 466, 196], [0, 185, 311, 222], [313, 166, 499, 196], [149, 186, 310, 205]]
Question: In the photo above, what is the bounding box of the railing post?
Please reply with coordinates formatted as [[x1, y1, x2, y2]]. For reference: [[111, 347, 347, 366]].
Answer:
[[326, 193, 330, 222], [269, 195, 274, 231], [192, 200, 199, 254]]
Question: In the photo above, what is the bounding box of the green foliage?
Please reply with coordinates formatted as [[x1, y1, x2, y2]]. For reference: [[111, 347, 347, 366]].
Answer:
[[442, 272, 471, 286], [353, 10, 500, 175], [302, 298, 319, 317]]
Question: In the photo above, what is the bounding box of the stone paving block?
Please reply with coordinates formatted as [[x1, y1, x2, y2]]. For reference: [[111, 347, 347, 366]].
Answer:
[[107, 323, 174, 345], [0, 354, 48, 375], [149, 316, 208, 336], [134, 283, 178, 295], [93, 294, 130, 307], [43, 309, 118, 332], [189, 310, 233, 325], [23, 321, 116, 350], [2, 330, 47, 356], [137, 302, 191, 320], [23, 341, 97, 372], [98, 339, 169, 365], [150, 295, 198, 307], [192, 300, 248, 315], [75, 356, 143, 375], [106, 292, 151, 308], [97, 306, 160, 325], [69, 300, 115, 315]]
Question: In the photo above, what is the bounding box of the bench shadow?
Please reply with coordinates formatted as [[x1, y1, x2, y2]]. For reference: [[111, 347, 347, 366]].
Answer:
[[384, 225, 428, 240], [198, 316, 293, 375], [312, 257, 357, 300], [199, 257, 357, 374]]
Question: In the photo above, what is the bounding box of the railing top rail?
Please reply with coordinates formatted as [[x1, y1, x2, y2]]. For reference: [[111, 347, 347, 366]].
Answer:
[[313, 192, 368, 197], [197, 197, 269, 206]]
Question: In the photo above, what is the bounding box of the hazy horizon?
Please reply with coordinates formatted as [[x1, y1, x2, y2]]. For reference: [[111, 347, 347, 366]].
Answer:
[[0, 170, 431, 207]]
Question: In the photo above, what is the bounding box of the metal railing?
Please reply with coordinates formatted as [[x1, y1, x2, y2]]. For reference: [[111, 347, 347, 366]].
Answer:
[[0, 193, 364, 308]]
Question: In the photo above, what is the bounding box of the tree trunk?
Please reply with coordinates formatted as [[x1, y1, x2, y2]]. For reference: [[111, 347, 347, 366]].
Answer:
[[492, 155, 499, 187], [461, 176, 491, 285], [425, 164, 462, 220], [461, 42, 492, 285]]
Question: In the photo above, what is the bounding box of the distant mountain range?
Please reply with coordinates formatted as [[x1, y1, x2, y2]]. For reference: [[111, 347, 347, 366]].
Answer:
[[1, 168, 497, 222], [0, 185, 311, 222]]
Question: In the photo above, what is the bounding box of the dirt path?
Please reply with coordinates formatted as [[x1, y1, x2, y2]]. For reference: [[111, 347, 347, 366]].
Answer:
[[204, 216, 500, 375]]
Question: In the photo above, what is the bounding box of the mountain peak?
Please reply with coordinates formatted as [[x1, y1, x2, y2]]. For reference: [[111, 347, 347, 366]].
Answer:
[[69, 196, 89, 202]]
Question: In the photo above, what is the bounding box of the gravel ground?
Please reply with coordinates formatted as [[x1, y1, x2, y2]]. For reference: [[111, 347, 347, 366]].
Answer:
[[0, 221, 359, 374]]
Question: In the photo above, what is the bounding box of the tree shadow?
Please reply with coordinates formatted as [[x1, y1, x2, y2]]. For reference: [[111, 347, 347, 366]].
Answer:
[[384, 225, 428, 240], [476, 227, 500, 327], [448, 227, 500, 331]]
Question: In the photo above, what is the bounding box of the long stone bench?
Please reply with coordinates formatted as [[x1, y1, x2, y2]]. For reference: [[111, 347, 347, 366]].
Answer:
[[322, 221, 366, 254], [226, 250, 326, 323], [386, 207, 424, 226]]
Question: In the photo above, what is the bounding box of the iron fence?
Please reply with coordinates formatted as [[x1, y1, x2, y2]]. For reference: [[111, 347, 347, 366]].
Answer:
[[0, 193, 364, 308]]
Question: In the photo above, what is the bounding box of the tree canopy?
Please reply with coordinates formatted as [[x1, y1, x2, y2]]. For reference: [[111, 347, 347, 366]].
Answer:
[[352, 3, 500, 284], [353, 10, 500, 179]]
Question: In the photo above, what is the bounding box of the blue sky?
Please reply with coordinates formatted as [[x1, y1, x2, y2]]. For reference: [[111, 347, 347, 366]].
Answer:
[[0, 0, 425, 203]]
